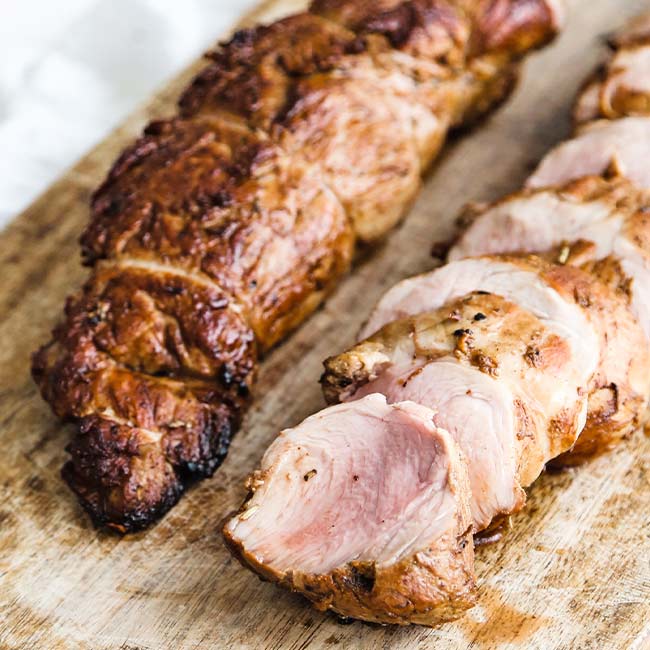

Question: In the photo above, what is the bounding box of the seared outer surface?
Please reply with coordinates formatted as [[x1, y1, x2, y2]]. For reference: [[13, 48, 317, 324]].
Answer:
[[226, 518, 477, 626], [32, 1, 560, 532], [512, 256, 649, 465]]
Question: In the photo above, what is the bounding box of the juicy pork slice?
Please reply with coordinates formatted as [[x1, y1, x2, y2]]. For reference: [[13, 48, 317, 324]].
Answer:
[[574, 44, 650, 122], [323, 292, 589, 530], [448, 176, 650, 341], [360, 257, 598, 378], [224, 394, 476, 626], [574, 12, 650, 123], [357, 255, 649, 464], [527, 117, 650, 190]]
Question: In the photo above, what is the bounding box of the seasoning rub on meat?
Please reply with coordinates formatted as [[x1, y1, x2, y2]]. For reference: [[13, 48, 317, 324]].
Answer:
[[31, 0, 562, 532], [225, 14, 650, 625]]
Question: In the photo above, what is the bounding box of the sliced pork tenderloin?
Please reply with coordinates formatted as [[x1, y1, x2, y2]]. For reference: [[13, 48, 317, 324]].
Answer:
[[574, 11, 650, 123], [534, 14, 650, 185], [324, 291, 590, 529], [447, 176, 650, 339], [574, 44, 650, 122], [224, 394, 476, 626], [527, 117, 650, 190], [356, 255, 649, 464]]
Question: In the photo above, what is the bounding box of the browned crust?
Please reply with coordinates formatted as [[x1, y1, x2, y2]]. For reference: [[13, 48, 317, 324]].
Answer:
[[31, 259, 254, 531], [224, 525, 476, 625], [502, 254, 650, 463]]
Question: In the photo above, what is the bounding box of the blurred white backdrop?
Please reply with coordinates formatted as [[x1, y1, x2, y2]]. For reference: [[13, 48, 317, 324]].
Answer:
[[0, 0, 258, 228]]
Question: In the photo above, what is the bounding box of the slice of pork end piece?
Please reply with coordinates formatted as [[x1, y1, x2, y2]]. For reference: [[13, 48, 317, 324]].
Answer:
[[574, 43, 650, 123], [526, 117, 650, 190], [324, 292, 590, 530], [356, 254, 650, 466], [574, 14, 650, 123], [223, 394, 476, 626], [448, 176, 650, 339]]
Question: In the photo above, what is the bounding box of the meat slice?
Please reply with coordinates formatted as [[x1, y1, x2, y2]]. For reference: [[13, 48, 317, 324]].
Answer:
[[224, 394, 476, 626], [448, 176, 650, 339], [352, 362, 524, 528], [360, 257, 599, 385], [450, 177, 636, 262], [575, 45, 650, 122], [574, 12, 650, 123], [543, 261, 650, 464], [527, 117, 650, 190], [324, 292, 590, 529], [357, 255, 649, 464]]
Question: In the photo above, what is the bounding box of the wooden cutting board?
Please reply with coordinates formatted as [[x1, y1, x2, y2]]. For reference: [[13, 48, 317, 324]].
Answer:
[[2, 1, 650, 648]]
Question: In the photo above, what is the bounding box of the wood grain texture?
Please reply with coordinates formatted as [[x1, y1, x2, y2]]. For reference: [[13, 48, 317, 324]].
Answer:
[[2, 1, 650, 648]]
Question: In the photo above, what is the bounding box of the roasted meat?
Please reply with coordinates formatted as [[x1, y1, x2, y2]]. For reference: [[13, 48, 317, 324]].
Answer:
[[450, 176, 650, 337], [574, 15, 650, 123], [32, 0, 562, 532], [225, 14, 650, 626], [326, 289, 592, 527], [528, 16, 650, 188], [224, 394, 476, 625], [355, 255, 649, 464], [527, 116, 650, 190]]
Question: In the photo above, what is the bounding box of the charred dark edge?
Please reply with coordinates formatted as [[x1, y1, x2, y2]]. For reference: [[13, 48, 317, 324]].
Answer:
[[62, 460, 185, 534], [62, 412, 238, 534]]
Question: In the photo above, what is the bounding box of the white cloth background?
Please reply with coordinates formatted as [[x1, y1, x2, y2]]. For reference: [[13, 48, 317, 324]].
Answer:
[[0, 0, 258, 229]]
